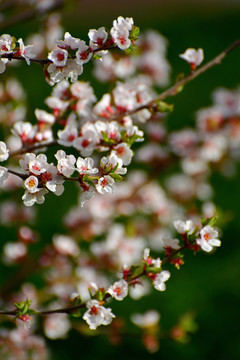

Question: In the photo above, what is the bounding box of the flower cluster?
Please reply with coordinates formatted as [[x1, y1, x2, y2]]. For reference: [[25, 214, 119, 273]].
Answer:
[[0, 10, 235, 357]]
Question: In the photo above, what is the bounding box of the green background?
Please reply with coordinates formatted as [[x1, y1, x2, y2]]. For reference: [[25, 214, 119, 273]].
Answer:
[[1, 1, 240, 359]]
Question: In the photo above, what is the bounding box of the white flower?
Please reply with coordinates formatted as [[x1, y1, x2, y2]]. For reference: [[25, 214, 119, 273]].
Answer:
[[48, 48, 68, 67], [131, 310, 160, 328], [22, 188, 48, 206], [0, 34, 13, 55], [12, 121, 37, 144], [153, 271, 170, 291], [24, 175, 39, 193], [57, 32, 82, 50], [88, 27, 108, 48], [179, 48, 204, 69], [35, 109, 55, 126], [28, 154, 48, 176], [83, 300, 115, 330], [107, 279, 128, 301], [0, 141, 9, 162], [96, 175, 115, 194], [162, 236, 180, 250], [18, 38, 36, 65], [0, 166, 8, 186], [75, 41, 92, 65], [53, 234, 80, 257], [76, 157, 98, 175], [57, 113, 79, 147], [111, 143, 133, 166], [44, 314, 71, 339], [173, 219, 195, 235], [196, 225, 221, 252], [73, 123, 99, 157], [55, 150, 76, 177], [101, 154, 126, 175], [110, 17, 133, 51], [0, 59, 8, 74]]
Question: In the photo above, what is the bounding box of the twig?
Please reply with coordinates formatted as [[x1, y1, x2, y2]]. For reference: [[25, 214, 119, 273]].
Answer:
[[110, 39, 240, 121]]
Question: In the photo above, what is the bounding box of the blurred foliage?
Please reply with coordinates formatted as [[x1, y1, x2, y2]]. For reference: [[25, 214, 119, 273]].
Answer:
[[0, 2, 240, 359]]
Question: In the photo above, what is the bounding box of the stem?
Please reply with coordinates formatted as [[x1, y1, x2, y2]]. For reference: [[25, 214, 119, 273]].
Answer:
[[7, 168, 28, 180], [0, 239, 195, 318]]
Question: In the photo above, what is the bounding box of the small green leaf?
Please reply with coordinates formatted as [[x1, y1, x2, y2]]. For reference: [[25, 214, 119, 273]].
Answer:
[[130, 25, 140, 39], [110, 173, 123, 182], [155, 100, 174, 113]]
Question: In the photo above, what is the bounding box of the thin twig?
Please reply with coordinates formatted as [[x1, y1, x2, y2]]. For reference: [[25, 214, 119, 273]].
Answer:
[[110, 39, 240, 121]]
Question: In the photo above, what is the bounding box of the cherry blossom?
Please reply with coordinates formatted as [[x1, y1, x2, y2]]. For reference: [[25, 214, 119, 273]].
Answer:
[[0, 141, 9, 162], [83, 300, 115, 330], [179, 48, 204, 69], [196, 225, 221, 252], [153, 271, 171, 291], [107, 279, 128, 300]]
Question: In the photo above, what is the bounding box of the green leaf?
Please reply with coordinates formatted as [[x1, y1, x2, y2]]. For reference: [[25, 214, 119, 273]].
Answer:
[[110, 173, 122, 182], [130, 25, 140, 39], [155, 100, 174, 113], [130, 263, 144, 279]]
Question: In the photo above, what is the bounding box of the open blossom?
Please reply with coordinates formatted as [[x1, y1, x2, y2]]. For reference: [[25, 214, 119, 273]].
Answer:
[[88, 27, 108, 48], [12, 121, 37, 144], [22, 188, 48, 207], [0, 141, 9, 162], [17, 38, 36, 65], [107, 279, 128, 300], [48, 48, 68, 67], [100, 154, 127, 175], [110, 16, 133, 50], [24, 175, 39, 193], [174, 219, 195, 235], [131, 310, 160, 328], [162, 236, 180, 250], [111, 143, 133, 166], [196, 225, 221, 252], [55, 150, 76, 177], [57, 32, 82, 50], [76, 157, 98, 175], [153, 270, 170, 291], [57, 114, 79, 147], [96, 175, 115, 194], [75, 41, 92, 65], [83, 300, 115, 330], [0, 34, 13, 55], [179, 48, 204, 69]]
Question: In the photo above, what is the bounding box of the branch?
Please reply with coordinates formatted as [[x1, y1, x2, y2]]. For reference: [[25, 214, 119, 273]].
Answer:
[[111, 39, 240, 121], [0, 238, 194, 318]]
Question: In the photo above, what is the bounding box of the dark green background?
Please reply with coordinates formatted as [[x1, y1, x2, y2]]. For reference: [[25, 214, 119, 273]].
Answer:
[[1, 1, 240, 359]]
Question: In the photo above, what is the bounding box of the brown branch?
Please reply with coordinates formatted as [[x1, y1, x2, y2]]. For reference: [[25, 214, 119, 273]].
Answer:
[[0, 238, 196, 318]]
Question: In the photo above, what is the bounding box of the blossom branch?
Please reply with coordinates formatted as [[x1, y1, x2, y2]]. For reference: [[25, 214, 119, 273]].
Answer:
[[111, 39, 240, 121], [0, 238, 195, 318]]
